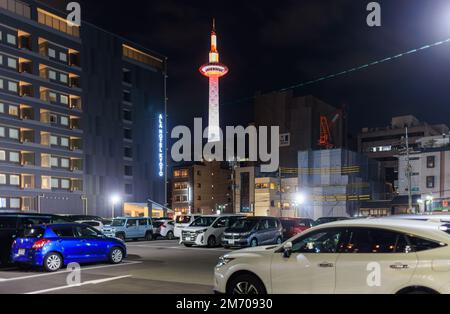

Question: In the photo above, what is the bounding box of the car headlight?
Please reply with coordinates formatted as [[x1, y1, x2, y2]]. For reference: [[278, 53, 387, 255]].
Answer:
[[216, 256, 234, 268]]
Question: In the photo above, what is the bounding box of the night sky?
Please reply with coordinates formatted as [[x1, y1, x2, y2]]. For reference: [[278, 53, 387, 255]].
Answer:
[[42, 0, 450, 136]]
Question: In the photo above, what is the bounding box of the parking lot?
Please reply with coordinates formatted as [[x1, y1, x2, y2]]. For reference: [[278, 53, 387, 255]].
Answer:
[[0, 240, 230, 294]]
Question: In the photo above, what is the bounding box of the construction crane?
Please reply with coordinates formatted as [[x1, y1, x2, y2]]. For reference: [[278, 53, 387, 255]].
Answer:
[[318, 108, 344, 149]]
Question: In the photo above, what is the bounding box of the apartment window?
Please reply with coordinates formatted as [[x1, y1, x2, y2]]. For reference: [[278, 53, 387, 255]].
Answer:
[[9, 128, 19, 140], [41, 154, 50, 168], [123, 110, 132, 121], [0, 103, 3, 113], [48, 70, 56, 80], [124, 147, 132, 158], [10, 198, 20, 209], [427, 156, 436, 169], [0, 174, 5, 184], [6, 34, 16, 46], [124, 166, 133, 176], [10, 175, 20, 186], [60, 73, 68, 84], [49, 92, 57, 103], [60, 116, 69, 126], [61, 179, 70, 190], [9, 151, 19, 163], [59, 52, 67, 62], [123, 90, 131, 102], [41, 176, 51, 189], [0, 126, 4, 137], [8, 105, 18, 116], [51, 157, 58, 167], [51, 178, 59, 189], [427, 176, 435, 189], [61, 158, 70, 168], [124, 128, 132, 140], [0, 150, 5, 161], [7, 58, 17, 69], [48, 48, 56, 58], [50, 135, 58, 146], [8, 81, 18, 93], [61, 137, 69, 147], [60, 95, 68, 105]]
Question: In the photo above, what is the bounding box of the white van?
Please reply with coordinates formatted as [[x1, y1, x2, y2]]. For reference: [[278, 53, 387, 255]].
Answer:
[[174, 214, 201, 238], [180, 215, 242, 247]]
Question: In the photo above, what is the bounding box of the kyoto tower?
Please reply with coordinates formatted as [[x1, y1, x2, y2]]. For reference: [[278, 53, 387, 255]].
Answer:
[[199, 19, 229, 143]]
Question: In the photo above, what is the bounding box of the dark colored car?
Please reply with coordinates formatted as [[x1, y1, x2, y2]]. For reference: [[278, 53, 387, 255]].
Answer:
[[11, 224, 126, 272], [280, 217, 315, 239], [0, 213, 71, 265], [315, 216, 350, 225], [222, 217, 283, 248], [64, 215, 104, 222]]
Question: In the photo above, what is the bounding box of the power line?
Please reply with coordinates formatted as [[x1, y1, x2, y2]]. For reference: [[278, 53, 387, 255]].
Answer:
[[222, 37, 450, 107]]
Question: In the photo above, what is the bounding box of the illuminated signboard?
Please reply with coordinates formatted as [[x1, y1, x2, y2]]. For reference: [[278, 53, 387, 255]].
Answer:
[[158, 114, 164, 177]]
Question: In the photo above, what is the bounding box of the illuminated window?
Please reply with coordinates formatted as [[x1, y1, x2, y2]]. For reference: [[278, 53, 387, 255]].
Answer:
[[60, 95, 69, 105], [10, 175, 20, 186], [60, 137, 69, 147], [0, 103, 4, 113], [48, 48, 56, 58], [7, 57, 17, 69], [51, 178, 59, 189], [59, 52, 67, 62], [9, 128, 19, 140], [41, 154, 50, 168], [122, 44, 163, 70], [61, 158, 69, 168], [50, 135, 58, 146], [41, 176, 51, 189], [7, 34, 16, 45], [61, 179, 70, 189], [51, 157, 58, 167], [60, 116, 69, 126], [0, 127, 4, 137], [9, 151, 19, 163], [10, 198, 20, 209], [0, 174, 5, 184], [37, 8, 79, 38], [8, 105, 18, 116], [8, 81, 18, 93], [0, 150, 5, 161]]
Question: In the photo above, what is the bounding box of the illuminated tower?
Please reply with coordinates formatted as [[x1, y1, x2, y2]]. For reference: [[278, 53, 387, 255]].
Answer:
[[200, 19, 229, 143]]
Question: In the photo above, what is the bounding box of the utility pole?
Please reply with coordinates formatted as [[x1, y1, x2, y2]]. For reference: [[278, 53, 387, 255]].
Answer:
[[230, 160, 238, 213]]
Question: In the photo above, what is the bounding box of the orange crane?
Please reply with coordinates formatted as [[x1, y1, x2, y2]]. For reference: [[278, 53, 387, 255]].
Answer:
[[319, 109, 343, 149]]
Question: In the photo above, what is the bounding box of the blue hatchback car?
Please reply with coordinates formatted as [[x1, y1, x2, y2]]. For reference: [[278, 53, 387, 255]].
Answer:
[[11, 224, 127, 272]]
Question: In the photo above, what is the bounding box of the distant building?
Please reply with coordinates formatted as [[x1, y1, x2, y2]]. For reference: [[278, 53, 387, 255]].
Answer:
[[397, 134, 450, 213], [358, 115, 448, 192], [298, 149, 386, 219], [254, 92, 346, 168], [171, 161, 232, 216]]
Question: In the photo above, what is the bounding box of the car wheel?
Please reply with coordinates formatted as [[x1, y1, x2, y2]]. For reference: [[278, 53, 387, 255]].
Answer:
[[227, 274, 267, 295], [250, 238, 258, 247], [184, 244, 193, 247], [276, 237, 283, 245], [145, 232, 153, 241], [43, 253, 63, 272], [109, 247, 124, 264], [207, 236, 216, 248], [166, 231, 174, 240], [116, 233, 125, 241]]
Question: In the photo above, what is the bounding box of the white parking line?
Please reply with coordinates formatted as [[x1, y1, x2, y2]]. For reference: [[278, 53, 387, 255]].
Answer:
[[0, 261, 142, 283], [26, 275, 132, 294]]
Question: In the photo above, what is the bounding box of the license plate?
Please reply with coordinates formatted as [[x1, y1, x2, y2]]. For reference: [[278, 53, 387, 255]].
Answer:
[[18, 249, 25, 256], [228, 240, 235, 245], [186, 237, 192, 241]]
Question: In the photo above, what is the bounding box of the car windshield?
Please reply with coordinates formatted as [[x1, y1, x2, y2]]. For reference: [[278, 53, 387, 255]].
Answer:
[[190, 217, 216, 227], [176, 216, 191, 224], [21, 227, 45, 238], [111, 219, 126, 227], [231, 219, 257, 230]]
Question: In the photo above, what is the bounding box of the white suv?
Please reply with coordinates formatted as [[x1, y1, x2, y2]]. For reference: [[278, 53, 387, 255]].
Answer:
[[181, 215, 241, 248], [214, 218, 450, 294], [174, 215, 201, 238]]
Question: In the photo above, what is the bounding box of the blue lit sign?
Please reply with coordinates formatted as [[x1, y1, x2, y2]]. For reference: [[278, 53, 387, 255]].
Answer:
[[158, 114, 164, 177]]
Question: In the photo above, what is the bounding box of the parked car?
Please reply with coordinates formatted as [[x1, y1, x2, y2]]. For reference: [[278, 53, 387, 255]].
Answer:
[[153, 219, 175, 239], [222, 217, 283, 248], [0, 213, 71, 266], [64, 215, 104, 222], [101, 217, 154, 241], [76, 220, 106, 231], [315, 216, 349, 225], [174, 215, 201, 238], [181, 215, 242, 247], [280, 217, 315, 239], [214, 218, 450, 294], [11, 223, 126, 272]]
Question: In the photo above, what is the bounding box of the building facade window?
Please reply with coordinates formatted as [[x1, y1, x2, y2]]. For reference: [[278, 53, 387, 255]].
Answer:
[[427, 156, 436, 169], [426, 176, 435, 189]]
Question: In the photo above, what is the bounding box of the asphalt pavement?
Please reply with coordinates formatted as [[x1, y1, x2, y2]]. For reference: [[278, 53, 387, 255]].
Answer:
[[0, 240, 231, 294]]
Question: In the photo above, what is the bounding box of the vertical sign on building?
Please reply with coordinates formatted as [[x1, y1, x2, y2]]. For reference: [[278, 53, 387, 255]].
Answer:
[[158, 114, 164, 177]]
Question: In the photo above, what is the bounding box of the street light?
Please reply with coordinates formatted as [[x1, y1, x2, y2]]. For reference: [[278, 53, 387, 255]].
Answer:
[[110, 195, 121, 218], [294, 193, 307, 206]]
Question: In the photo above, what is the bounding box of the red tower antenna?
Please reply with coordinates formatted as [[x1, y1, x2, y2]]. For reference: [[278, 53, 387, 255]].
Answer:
[[199, 19, 229, 143]]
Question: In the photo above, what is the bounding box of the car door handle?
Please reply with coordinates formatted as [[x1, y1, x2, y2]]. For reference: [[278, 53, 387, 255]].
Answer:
[[390, 263, 409, 270], [318, 262, 334, 268]]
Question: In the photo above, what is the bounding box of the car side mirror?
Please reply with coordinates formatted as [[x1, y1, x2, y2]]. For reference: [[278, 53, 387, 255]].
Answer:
[[283, 242, 293, 258]]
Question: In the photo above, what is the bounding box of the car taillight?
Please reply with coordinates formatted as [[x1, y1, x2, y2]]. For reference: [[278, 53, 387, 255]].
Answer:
[[32, 239, 51, 250]]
